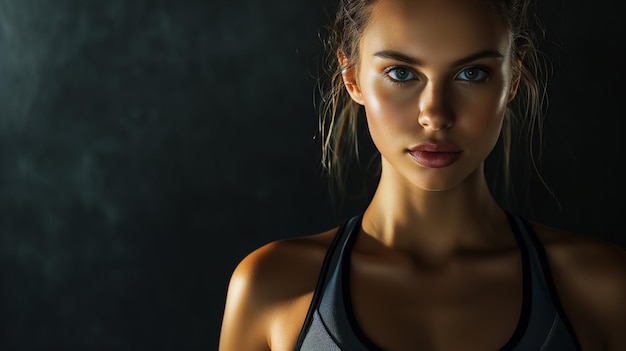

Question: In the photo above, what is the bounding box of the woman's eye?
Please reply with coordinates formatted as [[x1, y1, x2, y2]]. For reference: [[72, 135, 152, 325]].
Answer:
[[386, 67, 416, 82], [456, 67, 488, 82]]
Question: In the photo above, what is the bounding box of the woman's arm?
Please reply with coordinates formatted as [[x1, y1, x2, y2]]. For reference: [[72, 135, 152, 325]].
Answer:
[[218, 247, 274, 351]]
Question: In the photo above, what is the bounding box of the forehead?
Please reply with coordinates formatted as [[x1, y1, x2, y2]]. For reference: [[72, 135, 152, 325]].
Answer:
[[361, 0, 511, 62]]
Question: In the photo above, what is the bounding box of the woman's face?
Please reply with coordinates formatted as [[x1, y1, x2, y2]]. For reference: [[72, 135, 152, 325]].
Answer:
[[344, 0, 518, 191]]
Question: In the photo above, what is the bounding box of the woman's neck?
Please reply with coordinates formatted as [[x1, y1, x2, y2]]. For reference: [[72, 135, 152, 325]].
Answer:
[[361, 166, 510, 263]]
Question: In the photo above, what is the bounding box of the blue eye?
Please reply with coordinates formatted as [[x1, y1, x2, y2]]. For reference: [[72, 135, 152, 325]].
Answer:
[[386, 67, 416, 82], [457, 67, 488, 82]]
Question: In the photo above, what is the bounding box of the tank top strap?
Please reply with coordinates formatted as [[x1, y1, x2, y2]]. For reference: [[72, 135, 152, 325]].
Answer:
[[295, 214, 375, 350], [503, 212, 582, 351]]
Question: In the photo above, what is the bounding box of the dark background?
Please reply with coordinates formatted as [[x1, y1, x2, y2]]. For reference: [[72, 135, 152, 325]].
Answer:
[[0, 0, 623, 350]]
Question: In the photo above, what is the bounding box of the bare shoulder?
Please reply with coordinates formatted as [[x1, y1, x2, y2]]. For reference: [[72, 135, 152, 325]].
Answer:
[[218, 227, 338, 351], [531, 221, 626, 288], [531, 221, 626, 349], [229, 228, 337, 301]]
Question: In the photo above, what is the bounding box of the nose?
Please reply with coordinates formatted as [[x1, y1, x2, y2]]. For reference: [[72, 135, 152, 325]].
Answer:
[[418, 81, 454, 130]]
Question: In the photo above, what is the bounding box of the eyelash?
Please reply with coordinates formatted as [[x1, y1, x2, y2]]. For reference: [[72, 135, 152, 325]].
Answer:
[[383, 66, 416, 86], [456, 66, 490, 84], [383, 66, 491, 86]]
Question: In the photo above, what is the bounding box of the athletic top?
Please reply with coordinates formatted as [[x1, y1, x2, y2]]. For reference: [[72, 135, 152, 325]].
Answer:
[[295, 213, 582, 350]]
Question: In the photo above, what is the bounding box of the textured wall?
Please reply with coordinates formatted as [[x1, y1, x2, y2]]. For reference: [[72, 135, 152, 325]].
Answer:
[[0, 0, 623, 350]]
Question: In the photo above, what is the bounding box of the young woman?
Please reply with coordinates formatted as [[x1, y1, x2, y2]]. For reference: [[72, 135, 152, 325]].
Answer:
[[219, 0, 626, 350]]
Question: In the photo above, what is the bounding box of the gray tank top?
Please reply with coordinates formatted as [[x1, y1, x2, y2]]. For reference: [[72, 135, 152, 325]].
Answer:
[[295, 213, 582, 350]]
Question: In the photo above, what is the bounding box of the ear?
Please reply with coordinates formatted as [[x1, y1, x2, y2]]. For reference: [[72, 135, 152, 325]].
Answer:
[[507, 57, 524, 102], [337, 50, 364, 105], [508, 69, 521, 102]]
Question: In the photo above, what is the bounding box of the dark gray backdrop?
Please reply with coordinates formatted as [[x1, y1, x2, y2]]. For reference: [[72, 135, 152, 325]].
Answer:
[[0, 1, 623, 350]]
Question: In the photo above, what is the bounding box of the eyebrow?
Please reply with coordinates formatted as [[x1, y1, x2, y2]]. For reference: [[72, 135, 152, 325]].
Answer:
[[373, 49, 504, 66]]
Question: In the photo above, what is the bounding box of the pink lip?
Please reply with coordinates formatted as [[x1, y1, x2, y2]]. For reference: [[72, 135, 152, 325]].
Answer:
[[408, 142, 462, 168]]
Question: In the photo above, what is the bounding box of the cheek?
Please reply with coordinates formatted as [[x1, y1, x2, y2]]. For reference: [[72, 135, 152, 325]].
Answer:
[[459, 100, 504, 131], [360, 79, 420, 141], [456, 86, 509, 139], [364, 98, 417, 156]]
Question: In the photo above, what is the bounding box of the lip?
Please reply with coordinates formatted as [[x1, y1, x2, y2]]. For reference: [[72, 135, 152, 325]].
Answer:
[[408, 142, 462, 168]]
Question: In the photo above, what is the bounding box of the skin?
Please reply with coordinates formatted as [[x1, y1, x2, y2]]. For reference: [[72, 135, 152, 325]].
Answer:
[[219, 0, 626, 350]]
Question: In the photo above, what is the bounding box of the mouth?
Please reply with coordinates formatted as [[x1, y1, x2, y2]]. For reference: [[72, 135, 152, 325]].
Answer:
[[408, 142, 462, 168], [408, 150, 462, 168]]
